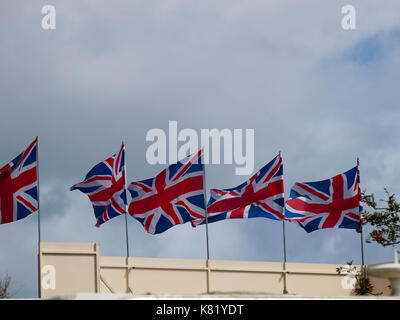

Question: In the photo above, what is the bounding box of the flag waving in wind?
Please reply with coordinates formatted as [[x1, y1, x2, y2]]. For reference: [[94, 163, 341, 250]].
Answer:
[[128, 150, 206, 234], [0, 138, 38, 224], [192, 153, 285, 227], [71, 143, 127, 227], [285, 165, 362, 233]]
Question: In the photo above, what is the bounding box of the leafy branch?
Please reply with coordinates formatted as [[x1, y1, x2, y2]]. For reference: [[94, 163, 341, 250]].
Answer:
[[336, 261, 378, 296], [361, 189, 400, 247]]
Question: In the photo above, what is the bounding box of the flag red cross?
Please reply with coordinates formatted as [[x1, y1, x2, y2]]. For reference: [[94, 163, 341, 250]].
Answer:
[[0, 166, 37, 224], [86, 157, 125, 213], [208, 178, 284, 218], [288, 174, 359, 228], [130, 170, 204, 227]]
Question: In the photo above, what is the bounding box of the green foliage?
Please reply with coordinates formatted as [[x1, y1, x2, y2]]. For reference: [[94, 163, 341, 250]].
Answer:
[[354, 272, 374, 296], [362, 189, 400, 247], [336, 261, 377, 296]]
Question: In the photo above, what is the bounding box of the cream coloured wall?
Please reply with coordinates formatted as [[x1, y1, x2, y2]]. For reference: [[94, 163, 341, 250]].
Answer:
[[39, 242, 100, 298], [39, 242, 391, 298]]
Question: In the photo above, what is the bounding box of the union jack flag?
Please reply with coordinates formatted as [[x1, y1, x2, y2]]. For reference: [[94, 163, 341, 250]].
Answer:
[[192, 154, 285, 227], [0, 138, 38, 224], [284, 165, 362, 233], [128, 150, 205, 234], [71, 143, 127, 227]]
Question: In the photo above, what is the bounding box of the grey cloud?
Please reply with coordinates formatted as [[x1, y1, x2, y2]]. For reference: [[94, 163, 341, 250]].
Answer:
[[0, 1, 399, 297]]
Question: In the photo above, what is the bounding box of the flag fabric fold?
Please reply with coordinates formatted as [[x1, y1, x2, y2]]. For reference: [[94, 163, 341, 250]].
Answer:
[[284, 165, 362, 233], [71, 143, 127, 227], [0, 138, 38, 224], [192, 153, 285, 227], [128, 149, 206, 234]]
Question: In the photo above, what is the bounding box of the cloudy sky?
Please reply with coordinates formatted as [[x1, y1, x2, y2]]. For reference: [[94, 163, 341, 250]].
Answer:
[[0, 1, 399, 298]]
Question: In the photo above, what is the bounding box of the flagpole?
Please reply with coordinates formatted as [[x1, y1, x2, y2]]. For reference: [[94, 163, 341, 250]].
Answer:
[[36, 136, 42, 298], [201, 149, 211, 293], [279, 151, 288, 294], [357, 157, 365, 273], [123, 142, 132, 294], [123, 142, 130, 258], [203, 170, 210, 262], [124, 211, 130, 257], [282, 220, 289, 294], [360, 228, 365, 267]]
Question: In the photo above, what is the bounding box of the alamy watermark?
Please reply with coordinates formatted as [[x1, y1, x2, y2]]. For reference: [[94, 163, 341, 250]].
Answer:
[[341, 5, 356, 30], [339, 264, 357, 290], [41, 5, 56, 30], [39, 4, 357, 31], [41, 265, 56, 290], [145, 121, 255, 176]]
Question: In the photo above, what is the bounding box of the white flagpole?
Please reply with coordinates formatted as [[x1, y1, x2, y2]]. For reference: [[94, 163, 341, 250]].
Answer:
[[36, 136, 42, 298]]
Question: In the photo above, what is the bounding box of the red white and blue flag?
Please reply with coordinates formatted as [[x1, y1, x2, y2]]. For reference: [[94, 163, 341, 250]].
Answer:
[[128, 150, 206, 234], [192, 154, 285, 227], [0, 138, 38, 224], [71, 143, 127, 227], [284, 165, 362, 233]]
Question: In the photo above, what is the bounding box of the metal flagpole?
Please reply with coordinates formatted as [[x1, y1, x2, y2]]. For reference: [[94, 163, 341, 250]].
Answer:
[[357, 157, 365, 274], [203, 169, 210, 261], [36, 136, 42, 298], [282, 220, 288, 294], [123, 142, 130, 258], [360, 228, 365, 268], [122, 142, 132, 294], [124, 213, 130, 257], [202, 149, 211, 293], [280, 151, 288, 294]]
